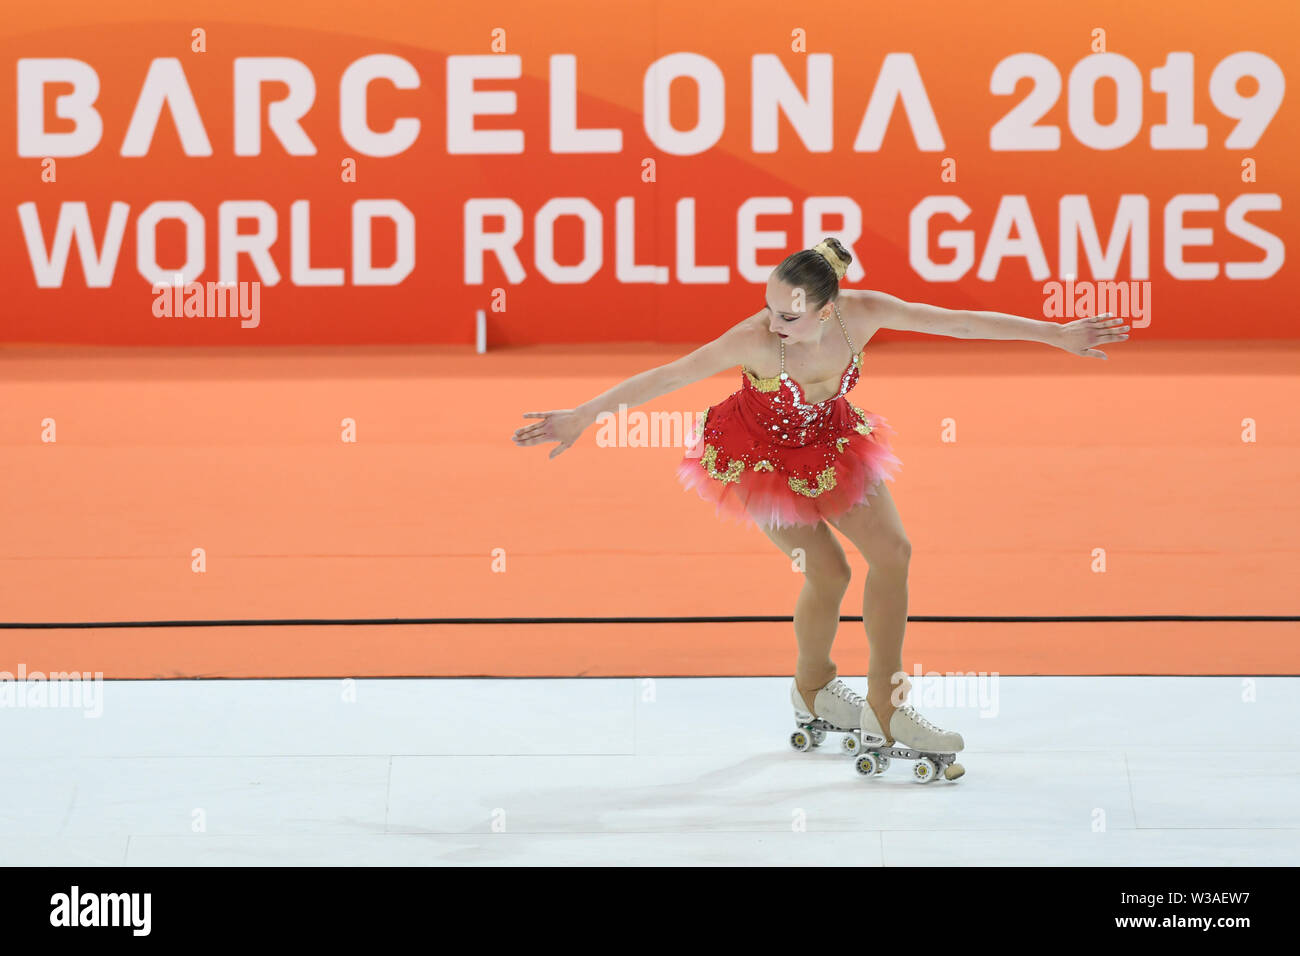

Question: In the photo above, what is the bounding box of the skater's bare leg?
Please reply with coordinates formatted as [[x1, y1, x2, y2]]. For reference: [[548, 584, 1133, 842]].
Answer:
[[754, 517, 852, 715], [827, 480, 912, 736]]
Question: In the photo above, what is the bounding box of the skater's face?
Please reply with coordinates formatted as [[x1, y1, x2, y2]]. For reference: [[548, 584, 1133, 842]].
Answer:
[[765, 278, 831, 343]]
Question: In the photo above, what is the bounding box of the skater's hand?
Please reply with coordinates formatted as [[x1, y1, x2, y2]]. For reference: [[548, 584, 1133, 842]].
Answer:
[[1055, 313, 1131, 360], [512, 409, 589, 459]]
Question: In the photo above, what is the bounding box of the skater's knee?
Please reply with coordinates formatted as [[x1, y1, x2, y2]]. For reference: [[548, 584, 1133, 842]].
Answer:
[[806, 554, 852, 592], [869, 533, 911, 571]]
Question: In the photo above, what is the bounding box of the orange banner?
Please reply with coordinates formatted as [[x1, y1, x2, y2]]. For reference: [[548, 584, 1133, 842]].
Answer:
[[1, 0, 1296, 344]]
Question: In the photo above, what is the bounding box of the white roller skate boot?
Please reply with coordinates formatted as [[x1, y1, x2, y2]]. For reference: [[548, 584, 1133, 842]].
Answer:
[[855, 699, 966, 782], [863, 700, 964, 752], [788, 677, 866, 756]]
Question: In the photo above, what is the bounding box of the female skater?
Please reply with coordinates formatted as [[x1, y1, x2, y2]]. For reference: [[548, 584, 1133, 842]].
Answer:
[[512, 238, 1130, 763]]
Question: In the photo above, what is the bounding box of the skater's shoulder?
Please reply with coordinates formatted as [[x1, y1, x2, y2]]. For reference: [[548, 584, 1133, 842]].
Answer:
[[837, 288, 894, 333], [691, 310, 772, 367], [728, 311, 779, 368]]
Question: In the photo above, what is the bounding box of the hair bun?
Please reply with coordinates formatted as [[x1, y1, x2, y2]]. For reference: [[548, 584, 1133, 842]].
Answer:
[[812, 238, 850, 280]]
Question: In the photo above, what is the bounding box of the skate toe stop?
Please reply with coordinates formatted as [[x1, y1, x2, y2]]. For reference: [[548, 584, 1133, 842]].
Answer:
[[943, 763, 965, 781]]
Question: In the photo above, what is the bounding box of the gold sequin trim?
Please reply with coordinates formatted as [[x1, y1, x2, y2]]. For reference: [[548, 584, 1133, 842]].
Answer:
[[752, 460, 774, 472], [788, 465, 837, 498], [691, 407, 711, 443], [701, 444, 744, 484], [849, 404, 874, 435], [835, 437, 849, 453], [741, 366, 781, 392]]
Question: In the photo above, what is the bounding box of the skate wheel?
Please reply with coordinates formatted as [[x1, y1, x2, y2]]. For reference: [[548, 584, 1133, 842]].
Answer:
[[854, 752, 879, 776], [913, 757, 937, 783], [840, 733, 860, 756], [810, 729, 827, 746], [874, 756, 891, 774], [790, 729, 812, 752], [942, 762, 965, 781]]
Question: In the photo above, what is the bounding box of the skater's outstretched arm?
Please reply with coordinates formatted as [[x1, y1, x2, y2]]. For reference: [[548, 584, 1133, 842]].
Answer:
[[841, 289, 1131, 360], [512, 312, 764, 459]]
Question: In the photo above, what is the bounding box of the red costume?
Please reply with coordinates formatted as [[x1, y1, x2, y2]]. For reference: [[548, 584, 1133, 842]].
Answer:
[[676, 316, 901, 529]]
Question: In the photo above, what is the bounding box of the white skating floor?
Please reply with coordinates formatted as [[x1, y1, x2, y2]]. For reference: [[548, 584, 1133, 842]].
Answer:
[[2, 676, 1297, 866]]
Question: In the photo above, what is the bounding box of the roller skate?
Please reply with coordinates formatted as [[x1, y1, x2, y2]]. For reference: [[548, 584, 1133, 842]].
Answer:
[[849, 699, 966, 783], [787, 677, 869, 758]]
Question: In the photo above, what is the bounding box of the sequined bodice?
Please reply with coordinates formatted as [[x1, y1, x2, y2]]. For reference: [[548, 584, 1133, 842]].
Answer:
[[744, 352, 862, 406], [739, 353, 861, 445], [737, 311, 863, 446]]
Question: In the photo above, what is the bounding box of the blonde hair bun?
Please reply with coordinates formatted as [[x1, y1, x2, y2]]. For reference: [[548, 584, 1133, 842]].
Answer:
[[811, 238, 851, 280]]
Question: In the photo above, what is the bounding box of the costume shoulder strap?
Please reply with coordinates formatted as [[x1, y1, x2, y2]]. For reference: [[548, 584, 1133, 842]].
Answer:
[[835, 303, 855, 353]]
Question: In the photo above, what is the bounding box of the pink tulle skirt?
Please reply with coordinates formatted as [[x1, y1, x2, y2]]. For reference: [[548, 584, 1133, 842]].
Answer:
[[676, 411, 902, 530]]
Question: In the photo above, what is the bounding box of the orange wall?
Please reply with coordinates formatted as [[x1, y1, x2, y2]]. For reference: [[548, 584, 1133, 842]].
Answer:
[[2, 0, 1296, 344]]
